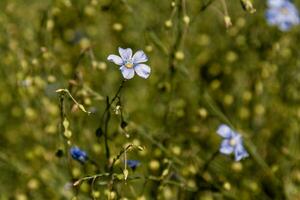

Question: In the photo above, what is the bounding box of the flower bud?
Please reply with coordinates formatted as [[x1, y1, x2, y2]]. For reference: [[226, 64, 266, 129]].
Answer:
[[165, 20, 173, 28], [240, 0, 256, 14], [224, 15, 232, 28]]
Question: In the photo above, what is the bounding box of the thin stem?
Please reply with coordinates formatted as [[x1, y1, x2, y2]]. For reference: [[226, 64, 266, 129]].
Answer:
[[164, 0, 189, 123], [220, 0, 229, 16], [96, 79, 126, 167], [73, 173, 110, 186], [201, 150, 219, 173], [56, 89, 90, 114], [59, 94, 77, 194], [109, 144, 134, 173], [68, 47, 92, 92], [107, 144, 136, 196], [104, 96, 111, 165], [100, 79, 126, 125]]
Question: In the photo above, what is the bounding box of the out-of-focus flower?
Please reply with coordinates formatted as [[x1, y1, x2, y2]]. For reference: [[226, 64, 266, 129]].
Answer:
[[107, 47, 151, 79], [127, 160, 140, 171], [70, 147, 88, 164], [217, 124, 249, 161], [267, 0, 285, 8], [266, 1, 300, 31]]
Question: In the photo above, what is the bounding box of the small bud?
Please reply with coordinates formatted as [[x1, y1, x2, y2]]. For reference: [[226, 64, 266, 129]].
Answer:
[[137, 145, 145, 151], [145, 45, 153, 52], [92, 191, 100, 198], [55, 88, 65, 93], [165, 20, 173, 28], [112, 23, 123, 32], [254, 104, 265, 116], [224, 15, 232, 28], [73, 179, 82, 186], [224, 94, 234, 106], [46, 19, 54, 31], [115, 105, 121, 115], [232, 162, 243, 172], [149, 160, 160, 171], [95, 127, 103, 137], [47, 75, 56, 83], [55, 149, 64, 157], [172, 146, 181, 155], [63, 118, 69, 129], [97, 62, 107, 70], [78, 104, 91, 114], [240, 0, 256, 14], [64, 130, 72, 138], [223, 182, 231, 190], [197, 108, 208, 119], [175, 51, 185, 60], [92, 60, 98, 69], [161, 169, 169, 177], [123, 169, 129, 180], [121, 121, 128, 129], [183, 15, 190, 25]]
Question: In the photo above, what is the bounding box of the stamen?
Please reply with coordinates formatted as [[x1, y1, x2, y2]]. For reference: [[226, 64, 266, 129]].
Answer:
[[280, 8, 289, 15], [125, 63, 133, 68], [229, 139, 236, 146]]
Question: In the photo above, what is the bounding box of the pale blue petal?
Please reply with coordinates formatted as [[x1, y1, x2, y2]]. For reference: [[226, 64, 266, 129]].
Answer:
[[120, 66, 135, 79], [119, 47, 132, 61], [234, 143, 249, 161], [266, 1, 300, 31], [107, 54, 124, 65], [266, 9, 278, 25], [230, 131, 243, 145], [132, 50, 148, 64], [267, 0, 285, 8], [134, 64, 151, 79], [217, 124, 233, 138], [278, 21, 292, 31], [220, 139, 234, 155]]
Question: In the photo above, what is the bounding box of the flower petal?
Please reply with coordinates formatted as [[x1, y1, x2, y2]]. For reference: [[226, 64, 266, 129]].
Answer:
[[234, 143, 249, 161], [70, 147, 88, 163], [127, 160, 141, 171], [219, 139, 234, 155], [267, 0, 285, 8], [132, 50, 148, 63], [119, 47, 132, 61], [279, 21, 292, 31], [134, 64, 151, 79], [217, 124, 233, 138], [120, 66, 135, 79], [107, 54, 123, 65]]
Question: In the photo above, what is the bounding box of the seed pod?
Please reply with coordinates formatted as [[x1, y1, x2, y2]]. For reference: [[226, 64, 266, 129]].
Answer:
[[95, 127, 103, 138]]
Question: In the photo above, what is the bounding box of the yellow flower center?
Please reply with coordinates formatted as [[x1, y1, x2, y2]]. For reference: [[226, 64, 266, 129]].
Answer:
[[280, 8, 289, 15], [125, 62, 133, 68], [229, 138, 236, 146]]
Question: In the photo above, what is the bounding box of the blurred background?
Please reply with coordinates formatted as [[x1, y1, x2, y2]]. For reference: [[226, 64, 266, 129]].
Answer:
[[1, 0, 300, 199]]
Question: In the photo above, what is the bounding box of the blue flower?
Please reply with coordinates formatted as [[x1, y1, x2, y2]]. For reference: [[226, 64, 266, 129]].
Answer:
[[217, 124, 249, 161], [126, 160, 140, 171], [266, 1, 300, 31], [70, 147, 88, 163], [267, 0, 285, 8], [107, 47, 151, 79]]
